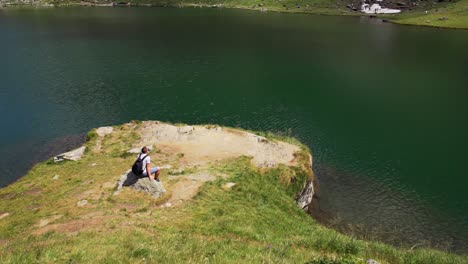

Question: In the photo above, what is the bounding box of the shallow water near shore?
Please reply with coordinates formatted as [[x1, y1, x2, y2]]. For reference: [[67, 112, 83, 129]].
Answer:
[[0, 7, 467, 253]]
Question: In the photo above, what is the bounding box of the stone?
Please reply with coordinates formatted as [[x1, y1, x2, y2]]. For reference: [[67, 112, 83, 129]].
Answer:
[[95, 126, 113, 137], [223, 182, 236, 189], [77, 200, 88, 207], [366, 259, 380, 264], [117, 170, 166, 198], [0, 212, 10, 219], [297, 180, 314, 210], [169, 168, 185, 175], [37, 215, 62, 228], [52, 175, 60, 180], [54, 146, 86, 162], [177, 126, 195, 134]]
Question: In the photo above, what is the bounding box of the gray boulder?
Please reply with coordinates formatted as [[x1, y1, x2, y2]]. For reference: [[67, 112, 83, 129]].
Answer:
[[117, 170, 166, 198], [54, 146, 86, 162], [297, 179, 314, 210]]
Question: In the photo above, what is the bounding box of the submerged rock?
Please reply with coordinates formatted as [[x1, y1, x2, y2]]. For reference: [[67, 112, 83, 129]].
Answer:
[[117, 170, 166, 198]]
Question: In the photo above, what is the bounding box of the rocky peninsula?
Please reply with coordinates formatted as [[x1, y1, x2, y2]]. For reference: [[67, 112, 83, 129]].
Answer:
[[0, 121, 464, 263]]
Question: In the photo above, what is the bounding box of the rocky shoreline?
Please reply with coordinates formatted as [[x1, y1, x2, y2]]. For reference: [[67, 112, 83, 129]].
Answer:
[[51, 121, 317, 211], [1, 121, 465, 263]]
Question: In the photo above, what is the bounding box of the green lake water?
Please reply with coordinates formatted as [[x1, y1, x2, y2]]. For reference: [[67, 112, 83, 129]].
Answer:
[[0, 7, 467, 253]]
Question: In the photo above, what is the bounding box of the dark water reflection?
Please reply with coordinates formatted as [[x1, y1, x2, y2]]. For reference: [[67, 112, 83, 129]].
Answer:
[[0, 7, 467, 253]]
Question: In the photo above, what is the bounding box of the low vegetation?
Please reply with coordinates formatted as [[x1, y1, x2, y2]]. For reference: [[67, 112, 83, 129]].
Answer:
[[390, 0, 468, 29], [0, 122, 466, 263]]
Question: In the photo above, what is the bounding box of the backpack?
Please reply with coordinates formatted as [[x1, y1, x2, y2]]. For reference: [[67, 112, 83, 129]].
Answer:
[[132, 154, 148, 175]]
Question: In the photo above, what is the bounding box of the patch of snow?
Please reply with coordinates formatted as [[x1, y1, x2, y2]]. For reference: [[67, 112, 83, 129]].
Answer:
[[361, 3, 400, 14]]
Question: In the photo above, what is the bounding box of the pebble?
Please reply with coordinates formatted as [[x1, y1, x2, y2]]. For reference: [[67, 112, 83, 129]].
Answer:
[[223, 182, 236, 189], [0, 212, 10, 219], [77, 200, 88, 207]]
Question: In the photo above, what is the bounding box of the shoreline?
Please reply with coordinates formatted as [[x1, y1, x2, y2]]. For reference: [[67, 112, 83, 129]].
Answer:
[[0, 121, 466, 262], [1, 2, 467, 30]]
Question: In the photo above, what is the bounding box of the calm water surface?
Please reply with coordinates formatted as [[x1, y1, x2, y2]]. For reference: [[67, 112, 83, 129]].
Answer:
[[0, 7, 467, 253]]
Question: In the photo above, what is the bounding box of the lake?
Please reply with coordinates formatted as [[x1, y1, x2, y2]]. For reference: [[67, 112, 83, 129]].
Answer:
[[0, 7, 467, 253]]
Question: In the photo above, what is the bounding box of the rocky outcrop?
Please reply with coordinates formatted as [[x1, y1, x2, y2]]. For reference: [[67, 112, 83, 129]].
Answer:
[[296, 154, 316, 211], [116, 170, 166, 198], [136, 121, 300, 168], [297, 179, 315, 210], [54, 146, 86, 162], [95, 126, 113, 137]]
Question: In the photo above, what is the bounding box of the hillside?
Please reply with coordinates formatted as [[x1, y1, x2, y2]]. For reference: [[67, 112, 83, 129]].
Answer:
[[0, 121, 466, 263]]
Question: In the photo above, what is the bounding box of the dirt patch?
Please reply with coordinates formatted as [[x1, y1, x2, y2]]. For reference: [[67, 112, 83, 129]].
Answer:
[[0, 239, 9, 247], [117, 203, 140, 212], [24, 187, 42, 196], [32, 216, 109, 235], [168, 180, 204, 205], [36, 215, 63, 228], [136, 121, 300, 168], [167, 172, 217, 205], [0, 193, 16, 200], [75, 189, 102, 201]]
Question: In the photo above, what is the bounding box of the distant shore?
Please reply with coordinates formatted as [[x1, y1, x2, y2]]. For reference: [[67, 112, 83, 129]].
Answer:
[[1, 1, 467, 30]]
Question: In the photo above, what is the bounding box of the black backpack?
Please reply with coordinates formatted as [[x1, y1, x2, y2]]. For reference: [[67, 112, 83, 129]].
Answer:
[[132, 154, 148, 175]]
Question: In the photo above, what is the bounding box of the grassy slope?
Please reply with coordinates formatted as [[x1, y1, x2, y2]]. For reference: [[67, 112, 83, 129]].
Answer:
[[0, 122, 467, 263], [389, 0, 468, 29]]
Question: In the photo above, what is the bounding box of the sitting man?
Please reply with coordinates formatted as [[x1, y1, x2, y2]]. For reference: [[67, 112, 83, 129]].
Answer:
[[132, 146, 160, 181]]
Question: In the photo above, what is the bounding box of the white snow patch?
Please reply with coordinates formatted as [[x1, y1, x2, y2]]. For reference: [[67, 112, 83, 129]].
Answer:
[[361, 3, 400, 14]]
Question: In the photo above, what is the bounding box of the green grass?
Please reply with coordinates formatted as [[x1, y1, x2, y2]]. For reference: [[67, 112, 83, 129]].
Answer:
[[389, 0, 468, 29], [0, 123, 466, 263]]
